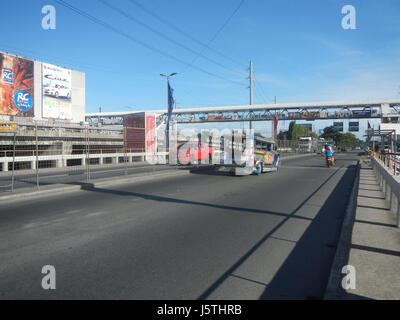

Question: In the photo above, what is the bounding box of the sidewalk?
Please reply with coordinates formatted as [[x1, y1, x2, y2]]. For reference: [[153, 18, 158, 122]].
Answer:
[[326, 157, 400, 299]]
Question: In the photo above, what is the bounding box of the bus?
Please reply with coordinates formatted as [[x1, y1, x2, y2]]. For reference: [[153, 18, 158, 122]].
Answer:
[[299, 137, 318, 153]]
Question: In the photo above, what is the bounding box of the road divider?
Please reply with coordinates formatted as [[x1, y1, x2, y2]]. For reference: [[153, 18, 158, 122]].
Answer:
[[0, 168, 191, 203]]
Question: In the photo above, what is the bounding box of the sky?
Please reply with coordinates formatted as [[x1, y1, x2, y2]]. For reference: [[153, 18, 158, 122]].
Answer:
[[1, 0, 400, 138]]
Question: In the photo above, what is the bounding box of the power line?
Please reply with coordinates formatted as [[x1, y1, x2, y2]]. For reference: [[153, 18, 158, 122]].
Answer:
[[98, 0, 246, 78], [0, 43, 135, 77], [253, 78, 268, 103], [127, 0, 247, 69], [253, 73, 272, 103], [253, 88, 265, 104], [179, 0, 246, 75], [52, 0, 246, 86]]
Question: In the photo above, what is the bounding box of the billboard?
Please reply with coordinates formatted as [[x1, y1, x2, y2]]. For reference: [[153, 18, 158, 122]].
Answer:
[[124, 113, 145, 152], [42, 63, 72, 119], [0, 52, 34, 117]]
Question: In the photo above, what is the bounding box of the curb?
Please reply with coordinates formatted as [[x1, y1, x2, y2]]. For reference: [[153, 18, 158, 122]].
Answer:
[[0, 184, 82, 202], [0, 161, 151, 177], [90, 169, 190, 189], [324, 160, 361, 299]]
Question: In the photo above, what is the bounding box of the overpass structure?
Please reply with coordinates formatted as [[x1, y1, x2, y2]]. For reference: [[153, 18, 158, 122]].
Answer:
[[85, 99, 400, 126]]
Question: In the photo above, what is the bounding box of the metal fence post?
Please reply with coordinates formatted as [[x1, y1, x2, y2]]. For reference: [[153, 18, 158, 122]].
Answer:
[[35, 123, 39, 189], [86, 126, 90, 182], [397, 196, 400, 228], [124, 126, 128, 175], [11, 130, 16, 192]]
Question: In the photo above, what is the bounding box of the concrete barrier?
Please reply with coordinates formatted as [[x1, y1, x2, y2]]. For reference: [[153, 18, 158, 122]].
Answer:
[[371, 156, 400, 228]]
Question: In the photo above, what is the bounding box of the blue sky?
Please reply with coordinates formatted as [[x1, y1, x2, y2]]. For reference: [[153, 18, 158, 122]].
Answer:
[[1, 0, 399, 138]]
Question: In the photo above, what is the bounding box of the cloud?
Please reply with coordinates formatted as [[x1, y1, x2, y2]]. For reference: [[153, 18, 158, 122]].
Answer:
[[317, 38, 364, 57], [314, 65, 400, 101], [282, 53, 400, 102]]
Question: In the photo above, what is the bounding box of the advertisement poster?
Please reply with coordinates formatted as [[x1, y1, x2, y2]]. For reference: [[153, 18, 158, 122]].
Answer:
[[0, 52, 34, 117], [145, 113, 157, 162], [42, 63, 72, 119]]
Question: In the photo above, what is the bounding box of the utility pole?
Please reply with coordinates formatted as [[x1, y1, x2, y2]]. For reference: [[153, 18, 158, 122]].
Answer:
[[249, 60, 253, 130]]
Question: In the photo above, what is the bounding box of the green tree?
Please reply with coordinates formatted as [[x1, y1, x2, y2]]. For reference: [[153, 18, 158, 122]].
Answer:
[[278, 121, 318, 140], [337, 132, 359, 148], [321, 126, 341, 143], [321, 126, 359, 149]]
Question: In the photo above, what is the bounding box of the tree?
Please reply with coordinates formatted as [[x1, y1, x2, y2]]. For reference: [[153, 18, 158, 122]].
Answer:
[[321, 126, 341, 143], [278, 121, 317, 140], [321, 126, 359, 149], [336, 132, 359, 149], [277, 130, 288, 140]]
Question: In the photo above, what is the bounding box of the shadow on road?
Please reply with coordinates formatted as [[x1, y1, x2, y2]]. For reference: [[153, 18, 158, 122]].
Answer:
[[257, 164, 357, 299], [80, 183, 313, 222], [190, 163, 358, 300]]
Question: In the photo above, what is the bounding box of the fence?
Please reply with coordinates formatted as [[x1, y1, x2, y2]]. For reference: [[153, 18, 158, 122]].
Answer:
[[276, 140, 301, 153], [276, 140, 321, 153], [371, 152, 400, 228], [0, 124, 318, 193], [0, 123, 167, 193]]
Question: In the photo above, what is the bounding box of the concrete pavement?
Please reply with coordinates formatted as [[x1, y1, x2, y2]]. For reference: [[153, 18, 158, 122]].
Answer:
[[325, 157, 400, 299]]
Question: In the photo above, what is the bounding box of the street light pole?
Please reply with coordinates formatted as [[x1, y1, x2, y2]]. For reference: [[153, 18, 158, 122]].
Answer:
[[160, 73, 177, 149], [160, 72, 177, 102], [249, 60, 253, 130]]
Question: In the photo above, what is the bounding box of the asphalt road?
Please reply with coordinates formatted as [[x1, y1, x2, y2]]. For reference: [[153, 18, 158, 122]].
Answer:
[[0, 163, 181, 192], [0, 152, 359, 299]]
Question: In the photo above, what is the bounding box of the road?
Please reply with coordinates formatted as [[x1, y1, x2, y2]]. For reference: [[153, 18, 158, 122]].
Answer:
[[0, 162, 182, 192], [0, 152, 359, 299]]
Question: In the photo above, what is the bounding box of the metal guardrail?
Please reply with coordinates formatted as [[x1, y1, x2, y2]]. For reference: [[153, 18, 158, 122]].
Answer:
[[371, 153, 400, 227]]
